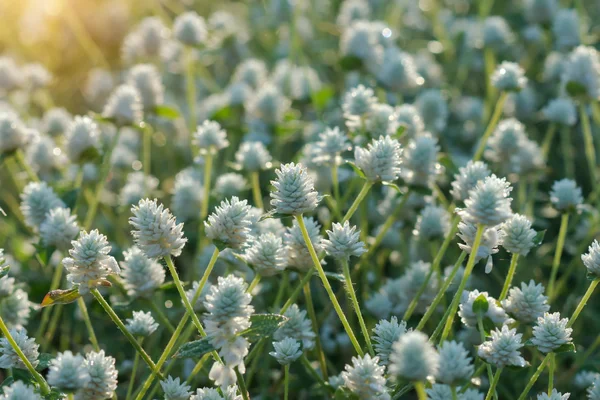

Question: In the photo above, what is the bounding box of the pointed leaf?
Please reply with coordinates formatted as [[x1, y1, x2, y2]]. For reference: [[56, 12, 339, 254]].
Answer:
[[240, 314, 287, 342], [41, 288, 81, 307], [340, 56, 363, 71], [346, 161, 366, 180], [173, 337, 215, 359], [565, 81, 587, 97], [153, 105, 180, 119], [36, 353, 55, 371], [439, 154, 458, 176], [554, 343, 576, 354], [312, 86, 335, 112], [33, 242, 55, 267], [472, 294, 489, 316], [532, 230, 546, 247], [381, 181, 404, 193], [324, 272, 345, 283]]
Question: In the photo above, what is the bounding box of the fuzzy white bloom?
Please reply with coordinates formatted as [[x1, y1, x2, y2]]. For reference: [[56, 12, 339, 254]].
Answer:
[[193, 120, 229, 155], [270, 162, 320, 215], [401, 133, 441, 186], [414, 205, 451, 241], [204, 275, 254, 386], [245, 83, 291, 125], [550, 179, 583, 211], [20, 181, 65, 231], [0, 329, 39, 369], [0, 57, 23, 93], [561, 46, 600, 100], [274, 304, 316, 350], [65, 116, 101, 163], [233, 59, 267, 89], [126, 64, 164, 109], [119, 172, 159, 207], [130, 199, 187, 258], [234, 141, 272, 171], [582, 240, 600, 278], [366, 103, 400, 137], [457, 175, 513, 227], [0, 275, 14, 299], [0, 289, 31, 329], [0, 381, 43, 400], [39, 207, 79, 251], [491, 62, 528, 92], [502, 280, 550, 323], [75, 350, 118, 400], [436, 340, 474, 385], [214, 173, 247, 198], [126, 310, 159, 337], [270, 337, 302, 365], [172, 172, 203, 222], [575, 371, 600, 390], [459, 290, 510, 328], [173, 11, 207, 46], [537, 389, 570, 400], [284, 216, 324, 270], [457, 222, 501, 271], [354, 135, 402, 182], [590, 378, 600, 400], [189, 386, 242, 400], [389, 331, 439, 381], [102, 84, 143, 126], [244, 233, 287, 276], [161, 376, 192, 400], [426, 384, 483, 400], [485, 119, 527, 164], [313, 127, 351, 166], [47, 351, 90, 392], [342, 85, 377, 126], [341, 354, 390, 400], [531, 312, 573, 353], [0, 111, 29, 154], [396, 105, 425, 138], [322, 221, 366, 260], [500, 214, 537, 255], [120, 246, 165, 298], [451, 161, 492, 203], [63, 230, 119, 294], [205, 197, 252, 250], [372, 317, 409, 366], [26, 134, 61, 175], [478, 325, 526, 368]]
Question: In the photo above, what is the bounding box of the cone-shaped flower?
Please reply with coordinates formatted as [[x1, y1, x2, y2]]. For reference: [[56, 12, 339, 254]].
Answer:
[[270, 162, 320, 215], [120, 246, 166, 298], [537, 389, 571, 400], [354, 135, 402, 182], [341, 354, 390, 400], [457, 175, 513, 227], [531, 312, 573, 353], [491, 61, 528, 92], [450, 161, 492, 203], [478, 325, 525, 368], [436, 340, 474, 385], [77, 350, 118, 400], [126, 310, 159, 337], [550, 179, 583, 212], [205, 197, 252, 250], [234, 141, 272, 171], [459, 290, 510, 328], [500, 214, 537, 255], [389, 331, 439, 381], [102, 84, 143, 126], [193, 120, 229, 156], [20, 181, 65, 231], [65, 116, 101, 164], [161, 376, 192, 400], [173, 11, 207, 46], [39, 207, 79, 251], [47, 351, 90, 392], [372, 316, 408, 366], [502, 280, 550, 323], [244, 233, 287, 276], [0, 329, 39, 369], [269, 337, 302, 365], [274, 304, 316, 350], [129, 199, 187, 258], [0, 381, 43, 400], [322, 221, 366, 260]]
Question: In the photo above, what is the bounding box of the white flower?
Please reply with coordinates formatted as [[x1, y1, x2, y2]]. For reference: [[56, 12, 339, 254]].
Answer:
[[341, 354, 390, 399], [270, 162, 320, 215], [389, 331, 439, 381], [102, 84, 143, 126], [269, 338, 302, 365], [0, 329, 39, 369], [531, 312, 573, 353], [48, 351, 90, 392], [478, 325, 525, 368], [205, 197, 252, 250]]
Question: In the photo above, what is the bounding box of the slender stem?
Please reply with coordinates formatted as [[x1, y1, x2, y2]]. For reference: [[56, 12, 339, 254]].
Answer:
[[473, 92, 508, 161], [84, 128, 122, 230], [517, 354, 550, 400], [499, 253, 519, 301], [185, 353, 211, 385], [580, 103, 597, 189], [547, 352, 555, 394], [284, 364, 290, 400], [91, 289, 162, 378], [0, 316, 50, 394], [72, 166, 85, 216], [273, 271, 289, 309], [541, 123, 557, 158], [331, 164, 340, 211], [295, 215, 364, 356], [303, 282, 329, 380], [451, 386, 458, 400], [341, 258, 374, 356], [235, 367, 250, 400], [477, 317, 495, 389], [548, 213, 569, 299], [342, 181, 373, 224], [560, 124, 575, 179], [281, 269, 315, 313], [248, 274, 261, 293], [414, 381, 428, 400], [485, 368, 503, 400], [196, 153, 213, 253], [483, 49, 497, 110], [568, 279, 599, 328], [41, 304, 63, 352], [195, 247, 220, 307], [36, 264, 63, 341], [77, 297, 100, 351], [143, 124, 152, 194], [164, 255, 206, 336], [416, 251, 467, 330], [126, 337, 144, 400], [147, 299, 175, 334], [440, 224, 485, 343], [250, 171, 264, 210], [185, 46, 197, 134], [300, 355, 329, 392], [14, 149, 39, 182]]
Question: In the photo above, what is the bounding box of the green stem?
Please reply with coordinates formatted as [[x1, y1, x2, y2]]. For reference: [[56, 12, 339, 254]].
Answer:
[[248, 274, 261, 293], [342, 181, 373, 224], [295, 215, 364, 356], [364, 190, 412, 259], [485, 368, 503, 400], [250, 171, 264, 210], [185, 353, 211, 385], [300, 355, 329, 392], [567, 279, 599, 328], [281, 269, 315, 313], [547, 352, 555, 394], [517, 354, 550, 400], [473, 92, 508, 161], [0, 315, 50, 394], [196, 153, 213, 253], [41, 304, 63, 352], [541, 123, 557, 158], [143, 124, 152, 194], [416, 251, 467, 330], [499, 253, 519, 301], [478, 317, 495, 391], [284, 364, 290, 400], [14, 149, 39, 182], [77, 297, 100, 351], [440, 224, 485, 343], [560, 124, 575, 179], [164, 255, 206, 336], [331, 164, 340, 212], [580, 103, 597, 190], [451, 386, 458, 400], [303, 282, 329, 380], [185, 46, 197, 134], [36, 264, 63, 341], [547, 213, 569, 299], [341, 258, 374, 356], [126, 337, 144, 400], [91, 289, 162, 378], [273, 271, 289, 309], [235, 367, 250, 400], [147, 298, 175, 334], [483, 49, 497, 110], [414, 381, 428, 400]]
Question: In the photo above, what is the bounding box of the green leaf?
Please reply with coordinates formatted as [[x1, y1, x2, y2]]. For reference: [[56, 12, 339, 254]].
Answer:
[[78, 146, 101, 163], [33, 242, 56, 267], [212, 106, 232, 121], [472, 294, 489, 316], [439, 154, 458, 176], [59, 188, 80, 209], [381, 181, 404, 193], [324, 272, 345, 283], [258, 210, 293, 222], [394, 125, 406, 139], [41, 288, 81, 307], [340, 56, 363, 71], [44, 390, 67, 400], [346, 161, 366, 180], [312, 86, 335, 111], [481, 317, 496, 335], [240, 314, 287, 342], [91, 113, 116, 124], [586, 272, 600, 282], [153, 105, 180, 119], [408, 184, 433, 196], [158, 281, 178, 291], [565, 81, 587, 97], [0, 265, 9, 279], [0, 377, 13, 388], [36, 353, 55, 371], [173, 337, 215, 359], [554, 343, 576, 354], [532, 230, 546, 247]]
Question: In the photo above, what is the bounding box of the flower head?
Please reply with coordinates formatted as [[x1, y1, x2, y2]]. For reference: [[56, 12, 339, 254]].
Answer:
[[415, 89, 448, 133], [234, 141, 272, 171], [377, 47, 422, 93], [173, 11, 207, 46], [0, 381, 43, 400], [401, 133, 441, 186], [0, 289, 31, 330], [63, 230, 120, 294], [245, 83, 291, 125], [313, 127, 351, 166], [459, 290, 510, 328], [130, 199, 187, 258], [65, 116, 102, 164], [120, 246, 165, 298], [396, 105, 425, 138], [354, 135, 402, 182], [102, 84, 143, 126], [341, 354, 390, 399], [205, 197, 252, 250], [244, 233, 286, 276], [485, 119, 528, 164], [126, 310, 159, 337], [500, 214, 537, 255], [478, 325, 525, 368], [232, 59, 267, 89], [322, 221, 366, 260], [0, 111, 29, 154], [0, 329, 38, 369], [270, 337, 302, 365], [483, 16, 514, 51], [537, 389, 570, 400], [436, 340, 474, 385], [550, 179, 583, 211], [76, 350, 118, 400], [451, 161, 492, 203], [193, 120, 229, 155], [366, 103, 400, 137], [457, 222, 501, 269], [39, 207, 79, 251], [20, 181, 65, 231], [389, 331, 438, 381], [457, 175, 513, 227], [284, 216, 324, 270], [542, 98, 577, 126], [491, 62, 527, 92], [214, 173, 247, 199], [531, 312, 573, 353], [552, 9, 581, 51], [372, 316, 408, 366], [582, 240, 600, 278], [47, 351, 89, 392], [414, 205, 451, 241], [561, 46, 600, 100], [127, 64, 164, 109], [161, 376, 192, 400], [502, 280, 550, 323], [275, 304, 316, 350], [42, 108, 71, 137], [270, 162, 320, 215]]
